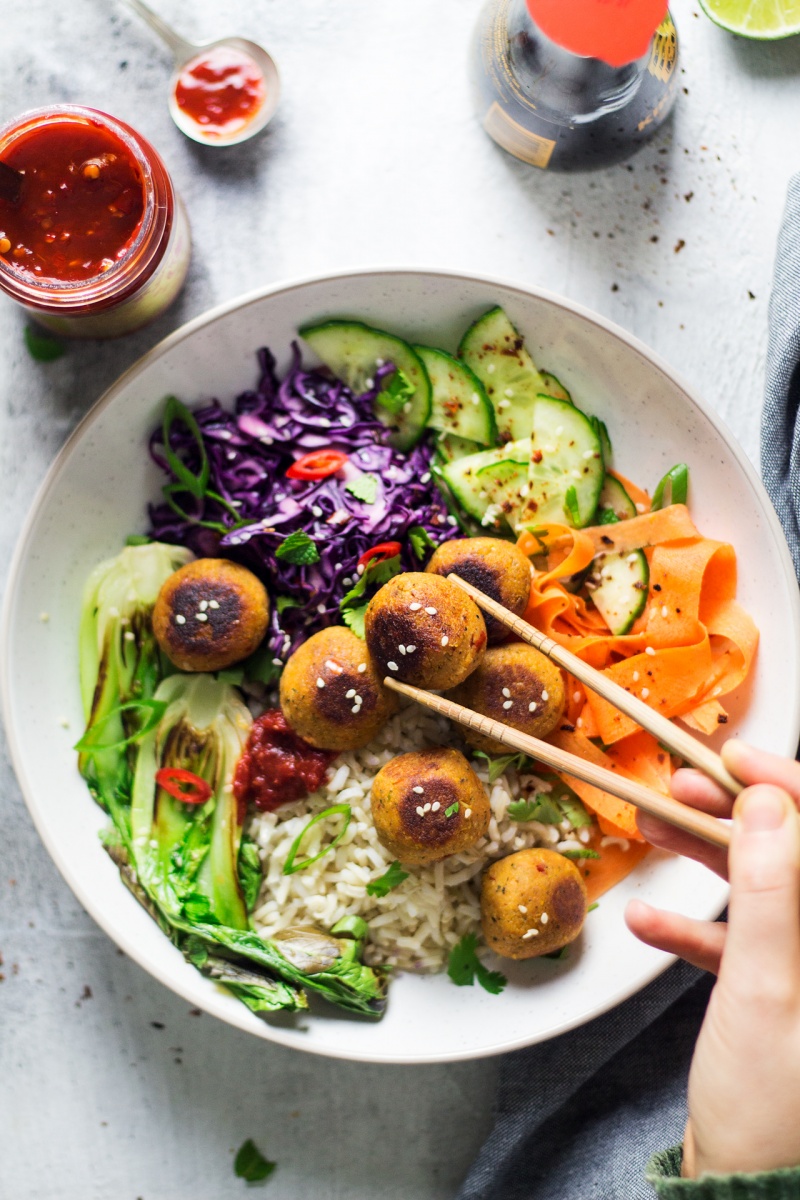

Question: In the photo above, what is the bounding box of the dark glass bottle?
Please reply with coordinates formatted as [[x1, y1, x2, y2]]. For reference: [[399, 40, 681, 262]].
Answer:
[[471, 0, 679, 171]]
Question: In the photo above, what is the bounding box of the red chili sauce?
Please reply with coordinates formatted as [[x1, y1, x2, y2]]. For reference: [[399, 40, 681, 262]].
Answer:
[[174, 47, 267, 137], [234, 710, 337, 815], [0, 121, 146, 282]]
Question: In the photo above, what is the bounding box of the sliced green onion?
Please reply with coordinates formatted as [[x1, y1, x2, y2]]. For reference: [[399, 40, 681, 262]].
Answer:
[[651, 464, 689, 511], [162, 483, 249, 533], [74, 699, 167, 752], [564, 485, 581, 526], [283, 804, 351, 875], [161, 396, 210, 500]]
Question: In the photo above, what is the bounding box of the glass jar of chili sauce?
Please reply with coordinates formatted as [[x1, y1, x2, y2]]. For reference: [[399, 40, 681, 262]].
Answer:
[[0, 106, 191, 337]]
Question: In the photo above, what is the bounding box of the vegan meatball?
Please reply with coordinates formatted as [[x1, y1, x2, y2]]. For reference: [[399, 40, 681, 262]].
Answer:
[[280, 626, 397, 752], [481, 848, 588, 959], [370, 747, 490, 865], [425, 537, 532, 643], [152, 557, 269, 673], [448, 643, 565, 754], [364, 573, 487, 691]]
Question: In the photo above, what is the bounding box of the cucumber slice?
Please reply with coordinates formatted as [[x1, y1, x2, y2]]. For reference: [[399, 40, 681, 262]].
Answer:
[[540, 371, 573, 404], [597, 474, 636, 521], [414, 346, 496, 445], [459, 307, 546, 443], [589, 549, 649, 635], [299, 319, 431, 451], [435, 432, 484, 465], [518, 396, 604, 529], [441, 438, 531, 531]]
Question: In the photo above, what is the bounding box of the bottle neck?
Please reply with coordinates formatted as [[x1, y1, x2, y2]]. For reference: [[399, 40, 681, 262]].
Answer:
[[506, 0, 651, 123]]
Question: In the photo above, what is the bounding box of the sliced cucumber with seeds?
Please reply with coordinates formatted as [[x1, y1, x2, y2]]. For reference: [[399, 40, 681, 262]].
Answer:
[[540, 371, 573, 404], [441, 437, 531, 531], [597, 474, 636, 522], [299, 319, 431, 451], [589, 549, 649, 635], [459, 307, 546, 443], [517, 395, 604, 529], [415, 346, 496, 445], [435, 432, 484, 465]]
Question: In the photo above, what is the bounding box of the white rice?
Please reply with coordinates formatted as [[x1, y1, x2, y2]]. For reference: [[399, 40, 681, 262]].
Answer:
[[248, 702, 595, 972]]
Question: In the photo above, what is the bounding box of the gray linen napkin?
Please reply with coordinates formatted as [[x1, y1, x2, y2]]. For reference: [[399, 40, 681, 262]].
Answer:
[[459, 174, 800, 1200]]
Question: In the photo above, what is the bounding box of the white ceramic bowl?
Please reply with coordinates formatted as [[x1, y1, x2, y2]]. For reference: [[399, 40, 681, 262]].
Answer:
[[4, 268, 799, 1064]]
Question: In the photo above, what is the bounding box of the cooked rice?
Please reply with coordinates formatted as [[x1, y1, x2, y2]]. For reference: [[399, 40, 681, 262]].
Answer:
[[248, 702, 595, 972]]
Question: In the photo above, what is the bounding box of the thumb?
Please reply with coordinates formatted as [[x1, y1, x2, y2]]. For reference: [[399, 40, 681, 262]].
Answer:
[[720, 784, 800, 989]]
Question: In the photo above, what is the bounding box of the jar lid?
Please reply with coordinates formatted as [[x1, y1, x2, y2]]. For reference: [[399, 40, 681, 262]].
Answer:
[[526, 0, 669, 68]]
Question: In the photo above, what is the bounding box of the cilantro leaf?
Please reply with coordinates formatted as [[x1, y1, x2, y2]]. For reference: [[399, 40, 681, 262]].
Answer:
[[276, 594, 302, 615], [473, 750, 533, 785], [561, 847, 601, 860], [444, 802, 459, 818], [339, 553, 403, 641], [275, 531, 320, 565], [234, 1139, 276, 1183], [447, 933, 507, 994], [564, 485, 581, 526], [376, 366, 415, 415], [345, 473, 379, 504], [366, 861, 409, 897], [507, 795, 561, 824], [409, 525, 436, 561], [341, 603, 368, 640], [24, 325, 65, 362]]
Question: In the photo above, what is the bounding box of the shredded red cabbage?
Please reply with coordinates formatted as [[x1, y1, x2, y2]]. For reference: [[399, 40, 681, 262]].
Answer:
[[148, 344, 456, 664]]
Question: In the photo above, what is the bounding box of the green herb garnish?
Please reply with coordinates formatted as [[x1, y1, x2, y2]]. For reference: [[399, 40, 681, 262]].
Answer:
[[161, 396, 209, 500], [444, 802, 459, 818], [507, 795, 561, 824], [345, 473, 379, 504], [234, 1139, 276, 1183], [564, 485, 581, 526], [597, 508, 620, 526], [24, 326, 65, 362], [283, 804, 351, 875], [162, 483, 247, 533], [376, 366, 415, 415], [588, 902, 599, 912], [125, 534, 151, 546], [275, 531, 320, 566], [366, 861, 409, 897], [473, 750, 533, 784], [275, 594, 302, 615], [339, 553, 402, 639], [447, 933, 506, 994], [409, 525, 437, 561], [561, 847, 601, 860]]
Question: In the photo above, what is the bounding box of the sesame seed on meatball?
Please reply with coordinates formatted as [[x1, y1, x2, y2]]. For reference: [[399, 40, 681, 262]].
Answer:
[[447, 643, 565, 754]]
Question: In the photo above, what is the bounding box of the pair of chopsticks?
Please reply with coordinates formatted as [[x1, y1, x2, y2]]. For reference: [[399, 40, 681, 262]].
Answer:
[[383, 573, 739, 850]]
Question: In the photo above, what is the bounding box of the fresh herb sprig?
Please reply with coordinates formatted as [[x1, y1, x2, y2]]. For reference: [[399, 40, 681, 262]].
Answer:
[[234, 1139, 276, 1183], [447, 933, 506, 995], [366, 861, 409, 898]]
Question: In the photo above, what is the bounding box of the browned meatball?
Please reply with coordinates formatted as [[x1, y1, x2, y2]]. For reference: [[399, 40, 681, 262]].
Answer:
[[425, 537, 532, 643], [448, 643, 565, 754], [370, 747, 490, 865], [153, 558, 269, 672], [280, 626, 397, 751], [481, 848, 587, 959], [364, 573, 487, 691]]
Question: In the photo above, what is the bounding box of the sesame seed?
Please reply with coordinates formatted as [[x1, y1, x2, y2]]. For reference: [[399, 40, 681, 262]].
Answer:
[[528, 701, 537, 712], [502, 688, 511, 698], [541, 690, 549, 702], [636, 502, 646, 513], [317, 603, 326, 614], [441, 635, 449, 647], [487, 363, 495, 373], [346, 689, 356, 699], [175, 614, 186, 625], [471, 393, 480, 405], [413, 786, 424, 794], [39, 612, 50, 622], [661, 605, 668, 618], [195, 612, 208, 622], [425, 606, 437, 615], [540, 912, 549, 925], [520, 483, 530, 497], [582, 449, 595, 459], [399, 645, 407, 655], [503, 700, 513, 710], [632, 670, 640, 682], [497, 399, 510, 410], [447, 516, 458, 526], [423, 803, 432, 813], [465, 808, 472, 819], [387, 661, 399, 671], [355, 694, 362, 703], [627, 553, 639, 563], [504, 387, 514, 397], [416, 806, 425, 817], [421, 472, 432, 483], [317, 678, 326, 688], [124, 631, 135, 641], [311, 507, 323, 517], [522, 928, 539, 940], [272, 658, 283, 666], [645, 646, 655, 656], [351, 704, 361, 714], [208, 599, 219, 609], [58, 716, 70, 729], [431, 802, 440, 812], [573, 691, 581, 703], [555, 425, 564, 436], [571, 468, 582, 479], [326, 659, 343, 673], [518, 904, 528, 914], [409, 602, 421, 611], [357, 662, 367, 673], [641, 687, 650, 699], [403, 402, 412, 414], [406, 644, 416, 653]]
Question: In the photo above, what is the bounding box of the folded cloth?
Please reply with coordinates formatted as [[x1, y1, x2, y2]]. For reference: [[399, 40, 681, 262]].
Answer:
[[762, 172, 800, 577], [457, 963, 711, 1200], [646, 1146, 800, 1199]]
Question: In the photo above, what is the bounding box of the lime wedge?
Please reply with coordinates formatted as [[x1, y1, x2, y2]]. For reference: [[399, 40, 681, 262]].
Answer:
[[699, 0, 800, 38]]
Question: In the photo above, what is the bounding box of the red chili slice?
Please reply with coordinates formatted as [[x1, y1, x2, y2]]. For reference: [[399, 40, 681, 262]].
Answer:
[[286, 449, 349, 480], [155, 766, 213, 805], [357, 541, 403, 570]]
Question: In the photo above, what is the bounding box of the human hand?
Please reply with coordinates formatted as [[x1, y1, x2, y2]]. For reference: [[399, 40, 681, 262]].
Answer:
[[626, 743, 800, 1177]]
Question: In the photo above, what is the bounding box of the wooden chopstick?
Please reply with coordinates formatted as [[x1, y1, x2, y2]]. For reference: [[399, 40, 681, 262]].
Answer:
[[447, 572, 743, 797], [383, 677, 731, 849]]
